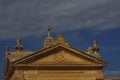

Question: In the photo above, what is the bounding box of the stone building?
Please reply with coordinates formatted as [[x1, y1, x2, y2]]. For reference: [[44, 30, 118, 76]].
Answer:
[[4, 25, 107, 80]]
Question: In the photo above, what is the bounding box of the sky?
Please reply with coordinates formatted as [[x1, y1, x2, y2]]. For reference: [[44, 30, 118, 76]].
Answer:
[[0, 0, 120, 79]]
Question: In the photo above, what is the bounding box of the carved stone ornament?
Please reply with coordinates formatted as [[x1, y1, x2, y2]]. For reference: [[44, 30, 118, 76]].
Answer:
[[54, 52, 66, 63]]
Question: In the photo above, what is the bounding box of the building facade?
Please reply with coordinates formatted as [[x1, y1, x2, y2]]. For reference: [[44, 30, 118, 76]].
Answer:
[[4, 25, 107, 80]]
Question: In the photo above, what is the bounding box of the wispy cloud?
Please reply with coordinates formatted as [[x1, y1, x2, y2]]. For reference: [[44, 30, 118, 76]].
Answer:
[[102, 46, 120, 51], [104, 70, 120, 77], [0, 0, 120, 39]]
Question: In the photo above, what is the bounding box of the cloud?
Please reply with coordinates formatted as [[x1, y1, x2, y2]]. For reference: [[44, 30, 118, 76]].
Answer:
[[0, 0, 120, 39], [104, 70, 120, 77]]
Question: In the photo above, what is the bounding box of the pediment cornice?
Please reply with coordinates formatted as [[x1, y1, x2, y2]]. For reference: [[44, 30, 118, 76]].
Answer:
[[12, 44, 107, 66]]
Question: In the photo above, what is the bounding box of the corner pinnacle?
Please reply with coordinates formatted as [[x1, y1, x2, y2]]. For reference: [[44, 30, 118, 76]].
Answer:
[[15, 37, 23, 51], [48, 24, 51, 37]]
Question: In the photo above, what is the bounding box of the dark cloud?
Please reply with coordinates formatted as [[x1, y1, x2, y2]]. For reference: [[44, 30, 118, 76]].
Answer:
[[0, 0, 120, 39]]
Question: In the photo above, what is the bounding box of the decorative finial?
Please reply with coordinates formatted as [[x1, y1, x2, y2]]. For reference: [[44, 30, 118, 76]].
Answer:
[[48, 24, 51, 37], [56, 34, 64, 42], [87, 46, 93, 54], [92, 40, 101, 58], [55, 34, 70, 47], [15, 37, 23, 51], [93, 40, 100, 52], [43, 25, 54, 48], [6, 46, 10, 55]]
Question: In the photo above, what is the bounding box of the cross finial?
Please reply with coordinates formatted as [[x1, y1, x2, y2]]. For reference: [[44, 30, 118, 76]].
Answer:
[[92, 40, 101, 58], [15, 37, 23, 51], [43, 24, 54, 48], [17, 37, 21, 45], [93, 40, 97, 47], [93, 40, 100, 51], [48, 24, 51, 37]]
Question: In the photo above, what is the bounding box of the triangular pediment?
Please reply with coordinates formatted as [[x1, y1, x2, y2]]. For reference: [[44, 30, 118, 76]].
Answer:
[[13, 45, 107, 66], [27, 50, 93, 65]]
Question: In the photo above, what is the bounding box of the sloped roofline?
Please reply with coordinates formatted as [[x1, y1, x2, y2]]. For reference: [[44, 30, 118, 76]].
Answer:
[[12, 44, 107, 66]]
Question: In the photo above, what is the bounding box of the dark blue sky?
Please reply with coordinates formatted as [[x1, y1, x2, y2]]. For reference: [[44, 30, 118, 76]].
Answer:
[[0, 0, 120, 79]]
